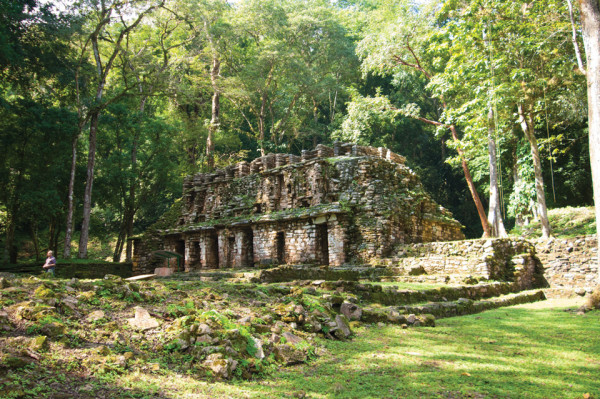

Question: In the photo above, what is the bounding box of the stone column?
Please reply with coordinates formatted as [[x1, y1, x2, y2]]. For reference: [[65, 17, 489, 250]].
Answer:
[[328, 220, 345, 266]]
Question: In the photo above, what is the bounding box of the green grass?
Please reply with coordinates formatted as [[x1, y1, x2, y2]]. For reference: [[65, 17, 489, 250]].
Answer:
[[82, 301, 599, 399], [230, 301, 599, 399], [2, 273, 598, 398], [511, 206, 596, 238], [363, 281, 452, 290]]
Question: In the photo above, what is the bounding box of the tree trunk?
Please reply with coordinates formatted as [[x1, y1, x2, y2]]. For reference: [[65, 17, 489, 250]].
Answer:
[[207, 57, 220, 169], [578, 0, 600, 282], [113, 219, 127, 262], [449, 125, 492, 237], [30, 222, 40, 262], [512, 151, 526, 227], [78, 111, 100, 258], [517, 104, 551, 239], [487, 108, 507, 237], [63, 131, 79, 258], [51, 218, 61, 255], [125, 135, 138, 262], [49, 218, 56, 255], [259, 91, 267, 157], [4, 211, 17, 264]]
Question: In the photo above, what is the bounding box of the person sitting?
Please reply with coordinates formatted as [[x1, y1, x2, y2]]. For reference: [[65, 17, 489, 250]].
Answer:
[[43, 250, 56, 276]]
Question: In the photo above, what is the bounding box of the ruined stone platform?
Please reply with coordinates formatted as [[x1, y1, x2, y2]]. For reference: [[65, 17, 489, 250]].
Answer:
[[132, 142, 464, 275]]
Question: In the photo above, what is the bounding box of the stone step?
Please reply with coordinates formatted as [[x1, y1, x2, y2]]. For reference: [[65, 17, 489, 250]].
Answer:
[[322, 281, 519, 306], [360, 290, 546, 326], [255, 265, 387, 283], [379, 274, 479, 284]]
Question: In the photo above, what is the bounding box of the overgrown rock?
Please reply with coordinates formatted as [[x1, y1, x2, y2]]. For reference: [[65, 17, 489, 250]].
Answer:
[[202, 353, 238, 379], [128, 307, 160, 331], [274, 343, 307, 365], [340, 302, 362, 321], [333, 315, 352, 339], [0, 310, 12, 331], [30, 335, 49, 351], [40, 322, 66, 337], [87, 310, 106, 323]]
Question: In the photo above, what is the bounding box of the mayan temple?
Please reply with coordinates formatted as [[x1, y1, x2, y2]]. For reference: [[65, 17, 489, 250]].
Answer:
[[131, 142, 464, 274]]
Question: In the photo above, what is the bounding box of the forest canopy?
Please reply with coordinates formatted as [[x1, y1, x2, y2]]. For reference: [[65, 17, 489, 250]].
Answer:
[[0, 0, 594, 263]]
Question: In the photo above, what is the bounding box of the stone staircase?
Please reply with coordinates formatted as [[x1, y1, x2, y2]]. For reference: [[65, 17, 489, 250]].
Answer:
[[304, 279, 546, 327], [157, 238, 554, 327]]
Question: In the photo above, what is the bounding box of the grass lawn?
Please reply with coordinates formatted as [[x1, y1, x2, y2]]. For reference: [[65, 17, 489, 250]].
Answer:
[[511, 206, 596, 238], [97, 299, 599, 399]]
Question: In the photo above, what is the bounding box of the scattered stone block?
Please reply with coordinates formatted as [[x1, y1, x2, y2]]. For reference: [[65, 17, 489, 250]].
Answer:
[[86, 310, 106, 322], [154, 268, 173, 277], [128, 307, 160, 331]]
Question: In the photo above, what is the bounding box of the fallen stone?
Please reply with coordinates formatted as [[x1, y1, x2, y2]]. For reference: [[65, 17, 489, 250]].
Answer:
[[340, 302, 362, 321], [195, 335, 212, 344], [87, 310, 106, 322], [250, 336, 265, 359], [0, 310, 12, 330], [60, 296, 79, 312], [1, 355, 33, 369], [128, 307, 160, 331], [274, 344, 307, 365], [0, 277, 10, 289], [333, 315, 352, 339], [154, 268, 174, 277], [41, 322, 66, 337], [203, 353, 237, 379], [30, 335, 49, 351], [282, 332, 303, 345], [270, 333, 281, 344]]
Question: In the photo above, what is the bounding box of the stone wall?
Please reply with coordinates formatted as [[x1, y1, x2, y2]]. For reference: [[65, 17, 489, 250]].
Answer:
[[387, 238, 540, 282], [535, 235, 599, 292]]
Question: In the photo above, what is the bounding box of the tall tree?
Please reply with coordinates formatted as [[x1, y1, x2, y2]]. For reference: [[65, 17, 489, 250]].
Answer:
[[355, 0, 492, 236], [432, 0, 582, 238], [577, 0, 600, 280], [73, 0, 164, 258]]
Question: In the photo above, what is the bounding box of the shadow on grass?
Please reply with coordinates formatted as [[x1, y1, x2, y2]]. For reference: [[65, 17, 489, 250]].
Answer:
[[235, 306, 600, 399]]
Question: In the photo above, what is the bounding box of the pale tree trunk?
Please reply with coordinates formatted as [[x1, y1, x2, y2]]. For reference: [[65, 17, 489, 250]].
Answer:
[[512, 151, 526, 227], [487, 108, 507, 237], [63, 131, 78, 258], [125, 135, 137, 262], [78, 111, 99, 258], [578, 0, 600, 282], [517, 104, 551, 239], [64, 67, 83, 259], [259, 91, 267, 156], [207, 57, 220, 169]]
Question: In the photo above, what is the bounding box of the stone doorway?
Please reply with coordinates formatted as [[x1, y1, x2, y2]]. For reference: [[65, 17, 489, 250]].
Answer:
[[242, 228, 254, 267], [316, 224, 329, 266], [175, 240, 185, 257], [276, 232, 285, 264], [207, 231, 219, 268], [192, 241, 201, 269]]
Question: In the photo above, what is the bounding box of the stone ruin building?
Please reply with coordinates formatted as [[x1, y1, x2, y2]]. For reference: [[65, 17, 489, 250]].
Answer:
[[132, 142, 465, 274]]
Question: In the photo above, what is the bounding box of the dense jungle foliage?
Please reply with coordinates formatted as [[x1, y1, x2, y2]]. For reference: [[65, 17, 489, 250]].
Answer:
[[0, 0, 595, 263]]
